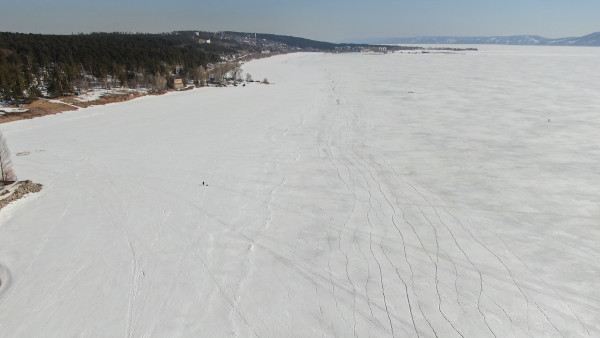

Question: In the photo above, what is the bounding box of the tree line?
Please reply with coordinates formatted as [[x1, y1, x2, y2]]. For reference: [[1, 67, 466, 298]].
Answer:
[[0, 32, 237, 103]]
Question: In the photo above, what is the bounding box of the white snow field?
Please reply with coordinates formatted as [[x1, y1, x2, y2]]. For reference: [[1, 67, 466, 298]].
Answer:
[[1, 46, 600, 337]]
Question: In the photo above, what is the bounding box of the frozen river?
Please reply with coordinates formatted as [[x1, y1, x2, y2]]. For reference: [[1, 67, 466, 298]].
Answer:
[[1, 46, 599, 336]]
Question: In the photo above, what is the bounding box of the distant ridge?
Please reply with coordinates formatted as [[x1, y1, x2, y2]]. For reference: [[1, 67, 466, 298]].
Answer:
[[358, 32, 600, 46]]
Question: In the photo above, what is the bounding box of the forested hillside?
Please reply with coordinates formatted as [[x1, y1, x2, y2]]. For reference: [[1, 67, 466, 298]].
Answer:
[[0, 32, 234, 103]]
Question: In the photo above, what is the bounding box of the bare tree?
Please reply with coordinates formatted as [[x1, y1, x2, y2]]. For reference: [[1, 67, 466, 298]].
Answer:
[[73, 77, 89, 93], [231, 65, 243, 82], [245, 73, 253, 82], [152, 75, 167, 92], [193, 66, 208, 86], [212, 64, 225, 83], [0, 131, 16, 183]]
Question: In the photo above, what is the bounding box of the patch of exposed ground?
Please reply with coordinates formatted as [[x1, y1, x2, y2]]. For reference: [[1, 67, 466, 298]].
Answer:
[[0, 180, 43, 211], [63, 91, 149, 108], [0, 91, 153, 124], [0, 100, 78, 124]]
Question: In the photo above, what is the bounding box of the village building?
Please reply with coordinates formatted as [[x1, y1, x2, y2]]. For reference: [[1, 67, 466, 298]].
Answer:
[[173, 78, 184, 89]]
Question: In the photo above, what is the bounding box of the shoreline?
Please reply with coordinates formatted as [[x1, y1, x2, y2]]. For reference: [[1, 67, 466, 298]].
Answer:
[[0, 87, 200, 125], [0, 47, 474, 125], [0, 51, 285, 125]]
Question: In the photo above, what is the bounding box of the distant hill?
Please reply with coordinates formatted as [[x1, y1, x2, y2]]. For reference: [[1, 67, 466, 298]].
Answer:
[[360, 32, 600, 46], [215, 31, 423, 52]]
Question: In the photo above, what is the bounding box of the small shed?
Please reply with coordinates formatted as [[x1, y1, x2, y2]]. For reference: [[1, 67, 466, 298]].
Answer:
[[174, 78, 184, 89]]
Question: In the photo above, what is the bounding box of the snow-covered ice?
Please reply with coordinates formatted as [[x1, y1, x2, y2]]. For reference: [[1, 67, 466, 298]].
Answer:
[[1, 46, 599, 337]]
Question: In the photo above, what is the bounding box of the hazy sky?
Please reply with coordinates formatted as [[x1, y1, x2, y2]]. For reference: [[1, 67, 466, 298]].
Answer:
[[1, 0, 598, 42]]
